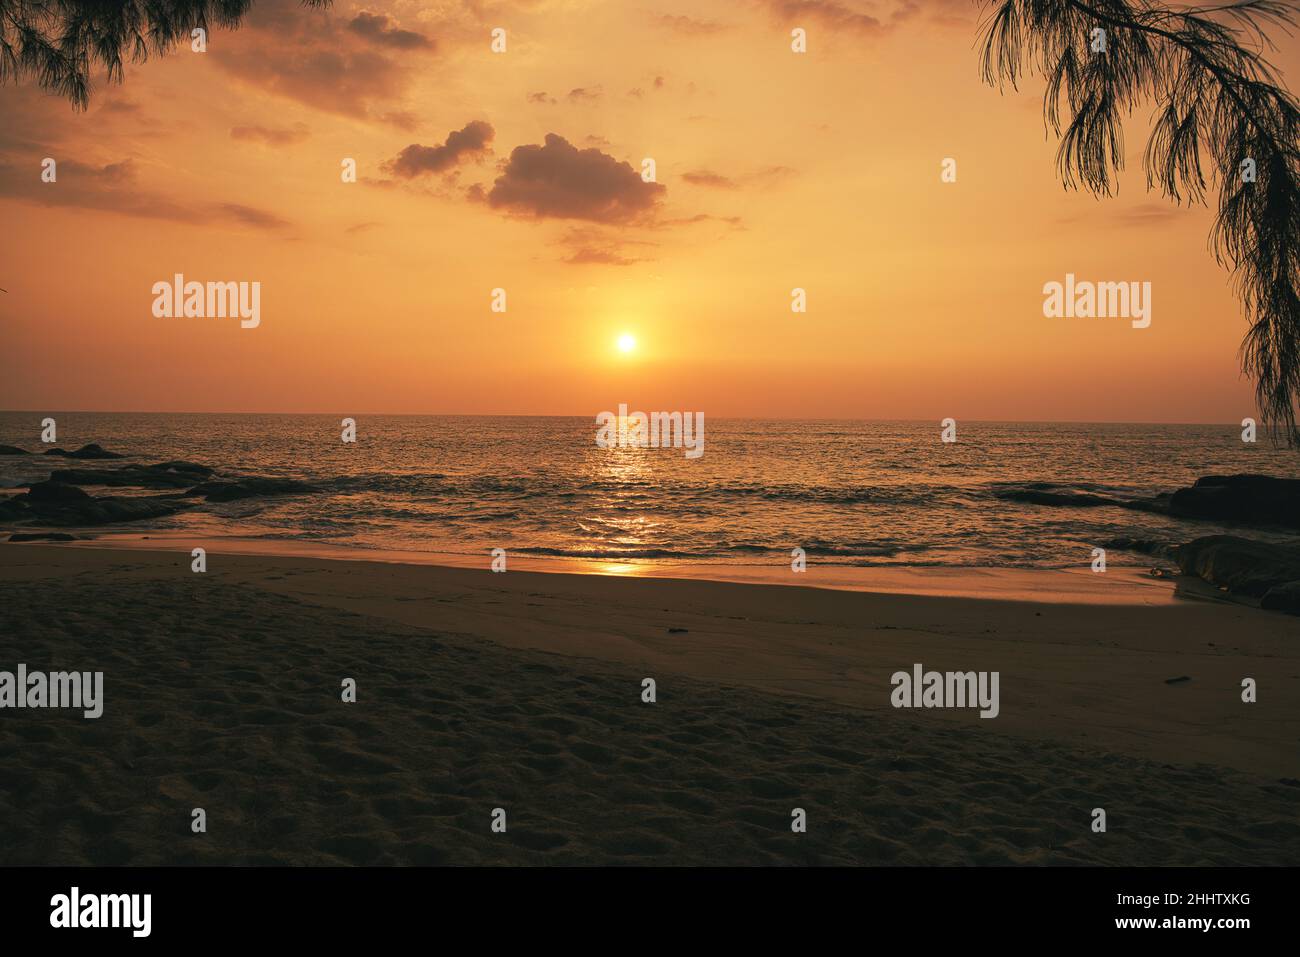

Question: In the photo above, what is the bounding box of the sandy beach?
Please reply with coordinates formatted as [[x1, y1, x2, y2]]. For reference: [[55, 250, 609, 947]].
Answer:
[[1, 541, 1296, 866]]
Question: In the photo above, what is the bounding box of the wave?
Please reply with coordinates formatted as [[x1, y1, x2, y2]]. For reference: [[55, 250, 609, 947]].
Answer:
[[513, 546, 702, 559], [315, 471, 966, 508]]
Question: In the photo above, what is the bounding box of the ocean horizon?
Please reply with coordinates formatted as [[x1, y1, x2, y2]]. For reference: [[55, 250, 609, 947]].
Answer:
[[2, 412, 1293, 570]]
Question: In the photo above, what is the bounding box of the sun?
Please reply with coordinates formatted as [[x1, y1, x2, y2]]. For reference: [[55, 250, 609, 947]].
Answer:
[[616, 333, 637, 354]]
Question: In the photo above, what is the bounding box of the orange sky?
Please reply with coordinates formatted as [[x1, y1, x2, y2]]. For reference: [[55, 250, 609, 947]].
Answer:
[[1, 0, 1297, 422]]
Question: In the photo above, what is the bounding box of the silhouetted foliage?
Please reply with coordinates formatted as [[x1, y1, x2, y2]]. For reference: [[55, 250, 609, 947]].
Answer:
[[981, 0, 1300, 443], [0, 0, 329, 109]]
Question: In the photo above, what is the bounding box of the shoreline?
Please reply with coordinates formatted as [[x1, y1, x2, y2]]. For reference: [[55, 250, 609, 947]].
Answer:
[[13, 531, 1186, 605]]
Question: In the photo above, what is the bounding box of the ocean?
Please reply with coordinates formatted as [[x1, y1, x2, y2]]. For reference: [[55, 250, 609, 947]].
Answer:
[[1, 413, 1295, 569]]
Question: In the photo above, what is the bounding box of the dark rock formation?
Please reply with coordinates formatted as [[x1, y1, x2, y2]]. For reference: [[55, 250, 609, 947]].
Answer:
[[188, 477, 318, 502], [0, 481, 185, 526], [26, 481, 91, 503], [998, 474, 1300, 532], [1260, 580, 1300, 614], [0, 444, 29, 455], [8, 532, 77, 542], [0, 442, 314, 529], [1175, 535, 1300, 612], [42, 443, 125, 460], [51, 461, 213, 489], [995, 487, 1119, 508], [1167, 474, 1300, 528], [1101, 537, 1178, 561]]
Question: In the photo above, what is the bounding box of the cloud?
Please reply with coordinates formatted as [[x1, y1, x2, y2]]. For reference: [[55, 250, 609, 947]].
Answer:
[[556, 226, 656, 266], [0, 158, 290, 230], [348, 12, 434, 50], [384, 121, 494, 178], [379, 110, 420, 131], [528, 91, 557, 104], [762, 0, 885, 35], [230, 124, 311, 146], [682, 165, 796, 190], [219, 203, 293, 230], [1057, 201, 1190, 228], [761, 0, 973, 36], [683, 169, 738, 189], [564, 247, 636, 265], [566, 87, 602, 103], [211, 0, 435, 123], [657, 15, 729, 35], [486, 134, 665, 223], [97, 98, 143, 115], [656, 212, 745, 229]]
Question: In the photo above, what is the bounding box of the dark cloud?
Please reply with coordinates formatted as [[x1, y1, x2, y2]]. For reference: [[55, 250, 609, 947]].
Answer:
[[528, 91, 557, 104], [384, 121, 495, 178], [566, 87, 601, 103], [212, 0, 435, 123], [230, 124, 311, 147], [348, 12, 434, 50], [215, 45, 408, 121], [486, 134, 665, 224]]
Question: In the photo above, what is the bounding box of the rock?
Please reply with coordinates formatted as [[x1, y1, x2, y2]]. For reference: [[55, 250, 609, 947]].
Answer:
[[150, 460, 213, 478], [1164, 676, 1191, 684], [1175, 535, 1300, 599], [995, 487, 1119, 508], [1168, 474, 1300, 528], [996, 474, 1300, 531], [1103, 537, 1177, 560], [43, 443, 125, 460], [0, 444, 29, 455], [187, 477, 318, 502], [1261, 580, 1300, 614], [25, 481, 92, 503], [0, 481, 185, 526], [51, 461, 213, 489], [8, 532, 77, 542]]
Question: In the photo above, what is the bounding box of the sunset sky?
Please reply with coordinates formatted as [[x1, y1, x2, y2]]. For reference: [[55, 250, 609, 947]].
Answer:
[[1, 0, 1297, 421]]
